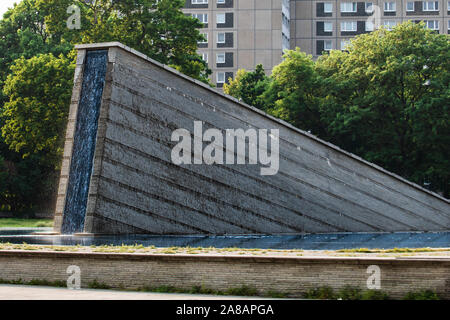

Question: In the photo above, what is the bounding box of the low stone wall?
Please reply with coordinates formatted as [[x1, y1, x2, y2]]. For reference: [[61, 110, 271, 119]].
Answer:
[[0, 250, 448, 299]]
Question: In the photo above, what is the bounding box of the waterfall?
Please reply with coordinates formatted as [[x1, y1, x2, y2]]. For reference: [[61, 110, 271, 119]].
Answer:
[[61, 50, 108, 234]]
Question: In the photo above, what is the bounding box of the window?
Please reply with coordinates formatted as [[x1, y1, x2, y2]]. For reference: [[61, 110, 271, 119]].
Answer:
[[324, 40, 333, 51], [384, 2, 396, 11], [216, 13, 226, 24], [366, 21, 374, 31], [198, 33, 208, 43], [448, 1, 450, 10], [424, 20, 439, 30], [217, 32, 225, 43], [423, 1, 439, 11], [192, 0, 208, 4], [341, 21, 357, 31], [383, 20, 397, 30], [448, 20, 450, 30], [192, 13, 208, 24], [324, 2, 333, 13], [217, 0, 225, 3], [201, 53, 208, 63], [406, 2, 414, 11], [324, 22, 333, 32], [216, 53, 225, 64], [340, 2, 357, 12], [217, 72, 225, 84], [366, 2, 374, 12], [341, 40, 350, 50]]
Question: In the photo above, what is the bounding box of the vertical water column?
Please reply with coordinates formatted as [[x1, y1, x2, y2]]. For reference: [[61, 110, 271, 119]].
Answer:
[[61, 50, 108, 234]]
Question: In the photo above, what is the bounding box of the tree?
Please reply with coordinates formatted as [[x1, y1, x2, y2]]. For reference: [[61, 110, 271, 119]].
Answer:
[[0, 0, 71, 106], [1, 53, 75, 168], [316, 21, 450, 196], [224, 64, 270, 110], [38, 0, 211, 82], [262, 48, 328, 137]]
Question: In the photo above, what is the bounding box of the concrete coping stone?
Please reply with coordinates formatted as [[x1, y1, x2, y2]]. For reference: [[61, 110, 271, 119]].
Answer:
[[0, 249, 449, 265]]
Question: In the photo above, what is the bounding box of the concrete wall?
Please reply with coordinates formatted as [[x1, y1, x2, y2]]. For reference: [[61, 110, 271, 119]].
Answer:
[[54, 42, 449, 235], [0, 250, 448, 299]]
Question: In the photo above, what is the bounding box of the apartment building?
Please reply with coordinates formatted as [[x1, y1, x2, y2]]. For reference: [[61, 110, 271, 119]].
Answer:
[[290, 0, 450, 56], [183, 0, 291, 87], [184, 0, 450, 85]]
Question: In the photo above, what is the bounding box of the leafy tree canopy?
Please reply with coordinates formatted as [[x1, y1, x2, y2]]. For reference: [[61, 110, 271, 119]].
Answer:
[[37, 0, 211, 82]]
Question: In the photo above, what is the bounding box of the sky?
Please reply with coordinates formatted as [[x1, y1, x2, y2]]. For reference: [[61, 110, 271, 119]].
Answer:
[[0, 0, 20, 17]]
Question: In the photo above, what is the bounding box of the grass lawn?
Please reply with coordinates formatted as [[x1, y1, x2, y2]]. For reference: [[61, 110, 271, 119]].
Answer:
[[0, 218, 53, 228]]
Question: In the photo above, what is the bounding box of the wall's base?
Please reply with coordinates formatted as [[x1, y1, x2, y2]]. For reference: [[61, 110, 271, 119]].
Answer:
[[0, 250, 448, 299]]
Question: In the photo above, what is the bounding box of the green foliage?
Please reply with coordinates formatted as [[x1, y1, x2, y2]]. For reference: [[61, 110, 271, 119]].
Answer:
[[226, 22, 449, 197], [0, 218, 53, 228], [304, 286, 391, 300], [0, 0, 212, 215], [87, 279, 111, 290], [2, 53, 74, 165], [316, 21, 450, 196], [37, 0, 211, 82], [223, 285, 259, 297], [304, 286, 336, 299], [360, 290, 390, 300], [403, 290, 441, 300], [224, 64, 270, 110], [263, 48, 328, 137]]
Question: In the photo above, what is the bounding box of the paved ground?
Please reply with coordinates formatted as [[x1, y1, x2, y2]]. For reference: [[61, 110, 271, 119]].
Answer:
[[0, 285, 273, 300]]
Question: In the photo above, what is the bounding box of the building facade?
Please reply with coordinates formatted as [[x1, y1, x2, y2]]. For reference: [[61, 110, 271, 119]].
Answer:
[[183, 0, 291, 87], [291, 0, 450, 56], [184, 0, 450, 86]]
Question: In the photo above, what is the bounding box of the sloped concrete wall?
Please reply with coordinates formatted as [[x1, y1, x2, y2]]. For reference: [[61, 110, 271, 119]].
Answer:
[[54, 42, 449, 235]]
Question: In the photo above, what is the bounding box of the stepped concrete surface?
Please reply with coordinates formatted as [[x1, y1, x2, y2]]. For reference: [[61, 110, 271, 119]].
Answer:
[[54, 42, 449, 235]]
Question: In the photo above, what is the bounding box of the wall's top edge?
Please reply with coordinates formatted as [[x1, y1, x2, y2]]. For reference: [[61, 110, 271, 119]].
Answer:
[[74, 42, 449, 204], [1, 250, 450, 264]]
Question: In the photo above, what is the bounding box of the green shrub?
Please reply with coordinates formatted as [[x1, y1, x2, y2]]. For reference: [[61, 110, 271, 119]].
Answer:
[[304, 287, 336, 299], [403, 290, 440, 300]]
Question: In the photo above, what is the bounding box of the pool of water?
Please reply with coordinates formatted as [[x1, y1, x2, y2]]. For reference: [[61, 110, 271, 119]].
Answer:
[[0, 229, 449, 250]]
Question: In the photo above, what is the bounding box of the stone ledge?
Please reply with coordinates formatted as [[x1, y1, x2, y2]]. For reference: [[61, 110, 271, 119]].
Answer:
[[1, 249, 449, 265]]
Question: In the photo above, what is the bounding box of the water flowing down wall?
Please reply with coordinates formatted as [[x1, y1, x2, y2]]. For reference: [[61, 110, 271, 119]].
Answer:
[[54, 42, 450, 235], [60, 51, 108, 234]]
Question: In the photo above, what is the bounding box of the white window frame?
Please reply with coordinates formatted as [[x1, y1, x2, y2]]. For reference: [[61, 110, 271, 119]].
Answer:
[[197, 32, 208, 44], [340, 2, 357, 12], [366, 21, 374, 31], [383, 20, 397, 30], [192, 0, 208, 4], [324, 22, 333, 32], [341, 21, 357, 31], [201, 52, 208, 63], [217, 32, 225, 43], [424, 20, 439, 30], [192, 13, 208, 24], [365, 2, 374, 12], [324, 40, 333, 51], [341, 40, 350, 50], [217, 0, 225, 3], [198, 32, 208, 44], [423, 1, 439, 11], [384, 2, 396, 12], [216, 13, 226, 24], [324, 2, 333, 13], [448, 1, 450, 11], [406, 2, 415, 11], [216, 52, 225, 64], [216, 72, 226, 84]]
